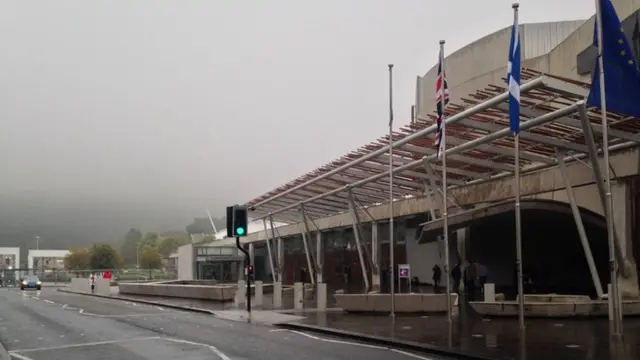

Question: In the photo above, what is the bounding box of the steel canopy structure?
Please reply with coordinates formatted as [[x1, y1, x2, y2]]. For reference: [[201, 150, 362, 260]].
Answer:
[[245, 70, 640, 225]]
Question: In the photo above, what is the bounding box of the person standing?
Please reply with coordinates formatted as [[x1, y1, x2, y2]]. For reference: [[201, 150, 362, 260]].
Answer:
[[432, 264, 442, 293], [89, 272, 96, 293]]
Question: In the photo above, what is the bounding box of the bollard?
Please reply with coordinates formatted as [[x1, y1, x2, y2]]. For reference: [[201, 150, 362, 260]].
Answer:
[[483, 283, 495, 303], [254, 281, 263, 307], [317, 283, 327, 310], [608, 283, 613, 321], [293, 282, 304, 310], [273, 281, 283, 308], [235, 280, 246, 308]]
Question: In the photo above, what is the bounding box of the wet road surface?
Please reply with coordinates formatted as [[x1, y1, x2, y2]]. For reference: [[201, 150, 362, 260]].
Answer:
[[0, 287, 450, 360]]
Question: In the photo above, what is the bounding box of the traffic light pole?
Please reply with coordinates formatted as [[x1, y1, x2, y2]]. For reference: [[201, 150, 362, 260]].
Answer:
[[236, 236, 251, 314]]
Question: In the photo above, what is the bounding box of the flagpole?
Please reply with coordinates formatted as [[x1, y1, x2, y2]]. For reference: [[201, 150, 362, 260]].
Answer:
[[439, 40, 452, 323], [594, 0, 622, 336], [512, 3, 525, 331], [388, 63, 396, 318]]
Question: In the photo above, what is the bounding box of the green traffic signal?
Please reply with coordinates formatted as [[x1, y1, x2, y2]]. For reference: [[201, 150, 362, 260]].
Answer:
[[236, 227, 245, 235]]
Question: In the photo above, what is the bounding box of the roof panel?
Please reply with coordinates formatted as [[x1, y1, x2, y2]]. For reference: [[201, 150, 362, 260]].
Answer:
[[246, 69, 640, 223]]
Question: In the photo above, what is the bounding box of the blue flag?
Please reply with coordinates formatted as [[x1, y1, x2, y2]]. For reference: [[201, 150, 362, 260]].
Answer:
[[586, 0, 640, 117], [506, 10, 521, 134]]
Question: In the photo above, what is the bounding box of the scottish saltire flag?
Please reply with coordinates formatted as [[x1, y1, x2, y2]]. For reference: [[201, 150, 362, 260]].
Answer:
[[435, 48, 450, 159], [506, 9, 521, 134], [586, 0, 640, 117]]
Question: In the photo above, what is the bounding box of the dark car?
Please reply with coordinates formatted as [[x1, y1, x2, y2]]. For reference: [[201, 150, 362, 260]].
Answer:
[[20, 276, 42, 291]]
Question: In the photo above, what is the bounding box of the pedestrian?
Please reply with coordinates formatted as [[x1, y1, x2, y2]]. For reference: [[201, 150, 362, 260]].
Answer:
[[89, 272, 96, 293], [432, 264, 442, 293]]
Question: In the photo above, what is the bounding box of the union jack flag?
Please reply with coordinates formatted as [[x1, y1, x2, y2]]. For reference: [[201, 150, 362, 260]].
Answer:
[[435, 47, 450, 159]]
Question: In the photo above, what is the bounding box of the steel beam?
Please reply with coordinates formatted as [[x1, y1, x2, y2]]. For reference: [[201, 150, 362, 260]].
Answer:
[[250, 77, 546, 209], [423, 159, 443, 219], [268, 215, 283, 281], [262, 219, 277, 282], [577, 105, 626, 276], [299, 205, 316, 285], [253, 101, 584, 220], [347, 189, 371, 291], [556, 148, 604, 298], [402, 139, 555, 165], [496, 103, 640, 144], [300, 204, 318, 264], [456, 118, 589, 153], [347, 189, 375, 271], [378, 153, 488, 181]]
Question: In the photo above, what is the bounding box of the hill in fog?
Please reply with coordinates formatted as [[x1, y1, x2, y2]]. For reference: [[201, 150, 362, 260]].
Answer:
[[0, 194, 222, 265]]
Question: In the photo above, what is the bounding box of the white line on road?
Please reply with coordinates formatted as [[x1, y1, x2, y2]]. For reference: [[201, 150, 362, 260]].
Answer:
[[9, 337, 162, 353], [43, 299, 54, 304], [279, 329, 436, 360], [8, 352, 34, 360], [162, 338, 231, 360]]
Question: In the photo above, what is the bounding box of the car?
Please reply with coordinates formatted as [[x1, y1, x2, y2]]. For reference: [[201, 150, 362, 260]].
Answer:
[[20, 276, 42, 291]]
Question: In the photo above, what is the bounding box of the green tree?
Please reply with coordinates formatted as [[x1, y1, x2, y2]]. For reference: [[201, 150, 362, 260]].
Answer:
[[139, 247, 163, 269], [121, 228, 143, 265], [157, 235, 191, 257], [139, 232, 161, 249], [89, 243, 120, 270], [64, 247, 90, 270]]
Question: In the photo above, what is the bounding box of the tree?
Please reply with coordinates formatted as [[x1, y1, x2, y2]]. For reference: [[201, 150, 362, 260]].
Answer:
[[139, 232, 161, 249], [139, 247, 163, 269], [157, 235, 191, 258], [89, 243, 120, 270], [121, 228, 143, 265], [64, 247, 90, 270]]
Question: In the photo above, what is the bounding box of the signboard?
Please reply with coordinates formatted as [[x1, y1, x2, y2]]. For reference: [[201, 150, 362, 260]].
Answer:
[[398, 264, 410, 278]]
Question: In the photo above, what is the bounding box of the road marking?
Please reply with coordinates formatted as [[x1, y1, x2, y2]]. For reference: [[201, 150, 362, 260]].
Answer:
[[43, 300, 54, 304], [8, 352, 34, 360], [162, 338, 231, 360], [9, 336, 162, 353], [280, 330, 436, 360]]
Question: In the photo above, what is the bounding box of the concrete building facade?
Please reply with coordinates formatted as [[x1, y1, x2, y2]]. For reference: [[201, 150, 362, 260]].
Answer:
[[27, 249, 70, 271], [177, 0, 640, 297]]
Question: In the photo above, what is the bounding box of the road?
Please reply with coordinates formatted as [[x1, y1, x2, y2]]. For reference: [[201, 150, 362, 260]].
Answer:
[[0, 287, 449, 360]]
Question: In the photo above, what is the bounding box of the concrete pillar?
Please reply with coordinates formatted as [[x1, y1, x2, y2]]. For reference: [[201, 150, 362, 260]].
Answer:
[[273, 281, 283, 308], [614, 183, 639, 298], [315, 231, 324, 284], [277, 237, 284, 282], [254, 280, 263, 307], [371, 222, 381, 292], [317, 282, 327, 310], [294, 282, 304, 310], [483, 283, 495, 303], [235, 280, 246, 308]]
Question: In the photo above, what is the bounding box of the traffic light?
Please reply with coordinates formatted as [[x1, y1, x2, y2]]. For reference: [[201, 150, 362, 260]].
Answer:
[[226, 205, 249, 238], [247, 265, 254, 274]]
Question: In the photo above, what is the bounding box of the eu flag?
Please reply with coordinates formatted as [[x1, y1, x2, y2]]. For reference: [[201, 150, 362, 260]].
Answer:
[[507, 8, 521, 134], [586, 0, 640, 117]]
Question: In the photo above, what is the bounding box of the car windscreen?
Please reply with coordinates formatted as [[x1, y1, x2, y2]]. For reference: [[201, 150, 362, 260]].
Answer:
[[27, 277, 39, 282]]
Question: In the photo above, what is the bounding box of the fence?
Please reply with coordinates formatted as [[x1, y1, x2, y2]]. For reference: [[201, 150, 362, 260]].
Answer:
[[0, 267, 178, 285]]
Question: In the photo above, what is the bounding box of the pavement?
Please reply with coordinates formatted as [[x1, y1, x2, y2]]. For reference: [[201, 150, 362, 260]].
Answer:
[[0, 287, 454, 360]]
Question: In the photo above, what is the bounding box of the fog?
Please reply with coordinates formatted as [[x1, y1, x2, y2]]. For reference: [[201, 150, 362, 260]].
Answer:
[[0, 0, 592, 235]]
